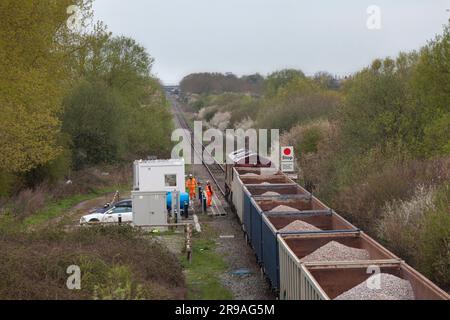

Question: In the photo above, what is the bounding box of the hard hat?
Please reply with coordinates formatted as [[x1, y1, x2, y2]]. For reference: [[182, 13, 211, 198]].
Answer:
[[189, 174, 193, 178]]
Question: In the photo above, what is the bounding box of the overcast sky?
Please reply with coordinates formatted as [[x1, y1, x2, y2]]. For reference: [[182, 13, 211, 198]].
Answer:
[[93, 0, 450, 84]]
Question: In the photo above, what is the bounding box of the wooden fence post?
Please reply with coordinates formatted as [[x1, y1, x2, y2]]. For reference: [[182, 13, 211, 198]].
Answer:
[[185, 224, 192, 262]]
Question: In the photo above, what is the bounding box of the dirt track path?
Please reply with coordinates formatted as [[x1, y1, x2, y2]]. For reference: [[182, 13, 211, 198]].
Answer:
[[43, 192, 131, 228]]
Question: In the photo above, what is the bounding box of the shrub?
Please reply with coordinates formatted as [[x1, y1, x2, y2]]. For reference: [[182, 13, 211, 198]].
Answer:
[[331, 157, 450, 233], [191, 99, 205, 111], [8, 186, 48, 219], [209, 112, 231, 131], [62, 81, 125, 168], [258, 91, 341, 132], [0, 225, 185, 299], [0, 170, 21, 197], [0, 165, 131, 220], [194, 93, 259, 127], [418, 184, 450, 288], [377, 185, 436, 263], [234, 117, 255, 130], [198, 106, 219, 122], [180, 72, 263, 94], [93, 265, 146, 300], [375, 183, 450, 289], [281, 120, 339, 196]]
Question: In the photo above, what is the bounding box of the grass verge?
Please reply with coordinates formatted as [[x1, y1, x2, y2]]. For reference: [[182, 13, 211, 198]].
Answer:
[[180, 225, 233, 300], [0, 225, 185, 299]]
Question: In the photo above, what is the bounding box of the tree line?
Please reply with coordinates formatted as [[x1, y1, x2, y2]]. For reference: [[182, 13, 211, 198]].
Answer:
[[180, 72, 265, 95], [0, 0, 173, 196]]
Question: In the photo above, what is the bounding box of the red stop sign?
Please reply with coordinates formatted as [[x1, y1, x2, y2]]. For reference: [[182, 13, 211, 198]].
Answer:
[[283, 148, 291, 156]]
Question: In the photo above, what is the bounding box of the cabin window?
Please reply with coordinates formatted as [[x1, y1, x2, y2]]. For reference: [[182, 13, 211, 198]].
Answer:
[[165, 174, 177, 187]]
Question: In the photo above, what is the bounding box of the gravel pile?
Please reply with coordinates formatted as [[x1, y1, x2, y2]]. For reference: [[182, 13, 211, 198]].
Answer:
[[270, 205, 300, 212], [279, 220, 321, 232], [300, 241, 370, 263], [334, 273, 415, 300], [261, 191, 280, 196]]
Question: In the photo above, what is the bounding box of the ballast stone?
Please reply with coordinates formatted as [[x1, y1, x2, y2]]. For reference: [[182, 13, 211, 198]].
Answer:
[[270, 205, 300, 212], [261, 191, 280, 196], [300, 241, 370, 263], [279, 220, 321, 232], [334, 273, 415, 300]]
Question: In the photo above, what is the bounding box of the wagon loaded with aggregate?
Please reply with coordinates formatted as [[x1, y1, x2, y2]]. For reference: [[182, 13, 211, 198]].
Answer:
[[261, 211, 358, 292], [224, 151, 450, 300]]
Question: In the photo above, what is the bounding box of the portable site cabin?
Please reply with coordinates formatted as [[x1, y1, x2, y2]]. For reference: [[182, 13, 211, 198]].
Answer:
[[133, 159, 185, 193], [132, 159, 185, 228]]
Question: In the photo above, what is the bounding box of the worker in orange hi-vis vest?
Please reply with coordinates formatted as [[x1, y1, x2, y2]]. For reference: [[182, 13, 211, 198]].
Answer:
[[185, 174, 197, 201], [205, 181, 214, 207]]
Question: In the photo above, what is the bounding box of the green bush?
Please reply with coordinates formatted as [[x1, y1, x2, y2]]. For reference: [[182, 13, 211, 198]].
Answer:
[[422, 112, 450, 157], [93, 265, 146, 300], [0, 170, 18, 197], [330, 157, 450, 234], [419, 184, 450, 288], [62, 80, 125, 168], [191, 99, 205, 111], [376, 185, 435, 263], [180, 72, 263, 94], [264, 69, 306, 98], [300, 127, 322, 154], [258, 78, 341, 132], [0, 225, 185, 299], [196, 93, 260, 129]]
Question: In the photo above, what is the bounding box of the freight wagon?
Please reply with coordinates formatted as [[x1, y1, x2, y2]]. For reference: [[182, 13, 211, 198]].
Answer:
[[248, 196, 330, 263], [241, 175, 296, 237], [299, 261, 449, 300], [225, 149, 272, 202], [223, 150, 449, 300], [229, 167, 295, 232], [242, 183, 312, 252], [261, 211, 358, 293], [229, 167, 285, 225], [277, 232, 401, 300]]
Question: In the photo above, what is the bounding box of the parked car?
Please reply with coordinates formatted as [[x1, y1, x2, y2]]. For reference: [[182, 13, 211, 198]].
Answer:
[[89, 199, 132, 214], [80, 200, 132, 225]]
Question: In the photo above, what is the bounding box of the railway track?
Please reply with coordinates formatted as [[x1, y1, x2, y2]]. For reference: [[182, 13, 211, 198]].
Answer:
[[170, 96, 226, 196]]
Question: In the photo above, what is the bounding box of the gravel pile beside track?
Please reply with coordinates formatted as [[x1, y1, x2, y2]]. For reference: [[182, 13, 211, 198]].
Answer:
[[300, 241, 370, 263], [270, 205, 300, 212], [334, 273, 415, 300], [279, 220, 320, 232]]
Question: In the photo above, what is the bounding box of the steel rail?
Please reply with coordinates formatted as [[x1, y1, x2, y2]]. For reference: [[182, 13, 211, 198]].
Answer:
[[171, 97, 226, 196]]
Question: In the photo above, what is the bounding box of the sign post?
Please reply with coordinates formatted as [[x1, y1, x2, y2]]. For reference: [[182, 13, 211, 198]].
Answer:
[[281, 146, 295, 173]]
